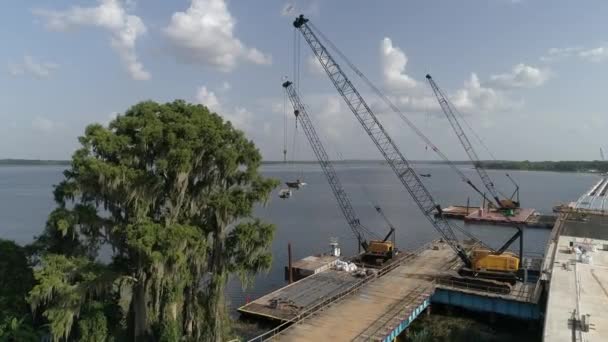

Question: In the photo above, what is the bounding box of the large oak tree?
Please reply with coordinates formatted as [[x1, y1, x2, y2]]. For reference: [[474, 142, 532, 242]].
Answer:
[[29, 100, 278, 341]]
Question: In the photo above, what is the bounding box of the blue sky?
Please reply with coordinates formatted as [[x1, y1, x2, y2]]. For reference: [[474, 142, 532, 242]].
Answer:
[[1, 0, 607, 161]]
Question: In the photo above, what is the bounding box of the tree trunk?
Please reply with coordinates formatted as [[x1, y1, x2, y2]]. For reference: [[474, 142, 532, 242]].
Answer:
[[133, 272, 150, 341], [183, 285, 195, 337], [207, 228, 226, 342]]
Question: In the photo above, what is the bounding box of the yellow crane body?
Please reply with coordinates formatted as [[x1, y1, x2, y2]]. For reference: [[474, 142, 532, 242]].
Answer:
[[471, 249, 519, 273]]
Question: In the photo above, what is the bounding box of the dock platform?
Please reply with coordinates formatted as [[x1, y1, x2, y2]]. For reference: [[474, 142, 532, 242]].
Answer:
[[465, 207, 536, 225], [240, 252, 413, 322], [274, 242, 458, 341], [244, 241, 462, 341], [440, 205, 555, 228], [285, 254, 340, 281], [240, 267, 363, 322]]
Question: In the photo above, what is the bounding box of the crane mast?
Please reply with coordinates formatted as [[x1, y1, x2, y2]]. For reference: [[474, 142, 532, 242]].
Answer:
[[426, 74, 518, 210], [292, 15, 471, 267], [282, 80, 372, 252]]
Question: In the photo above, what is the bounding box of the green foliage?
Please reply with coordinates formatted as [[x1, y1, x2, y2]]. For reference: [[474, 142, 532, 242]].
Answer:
[[226, 220, 275, 288], [0, 316, 39, 342], [483, 160, 608, 173], [405, 310, 540, 342], [28, 100, 278, 341], [77, 302, 108, 342], [28, 254, 115, 341], [0, 240, 34, 319]]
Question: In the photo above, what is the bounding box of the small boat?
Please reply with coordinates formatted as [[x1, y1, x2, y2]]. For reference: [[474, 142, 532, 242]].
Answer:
[[279, 189, 293, 199], [419, 173, 432, 178], [285, 179, 307, 189]]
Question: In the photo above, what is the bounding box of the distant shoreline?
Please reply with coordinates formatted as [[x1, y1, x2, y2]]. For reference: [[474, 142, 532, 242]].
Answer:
[[1, 159, 605, 174], [264, 160, 608, 173], [0, 159, 70, 166]]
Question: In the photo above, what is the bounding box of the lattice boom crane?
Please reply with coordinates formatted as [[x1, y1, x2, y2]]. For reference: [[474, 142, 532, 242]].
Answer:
[[292, 15, 472, 267], [426, 74, 519, 210], [282, 80, 394, 259]]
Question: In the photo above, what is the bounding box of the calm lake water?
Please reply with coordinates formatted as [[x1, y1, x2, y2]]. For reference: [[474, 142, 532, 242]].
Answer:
[[0, 164, 598, 311]]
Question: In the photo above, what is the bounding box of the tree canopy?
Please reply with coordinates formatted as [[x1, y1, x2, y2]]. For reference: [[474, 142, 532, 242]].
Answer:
[[26, 100, 278, 341]]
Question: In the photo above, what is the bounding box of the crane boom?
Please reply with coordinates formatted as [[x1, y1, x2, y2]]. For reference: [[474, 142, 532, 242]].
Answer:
[[426, 74, 518, 209], [292, 15, 471, 267], [282, 80, 372, 252]]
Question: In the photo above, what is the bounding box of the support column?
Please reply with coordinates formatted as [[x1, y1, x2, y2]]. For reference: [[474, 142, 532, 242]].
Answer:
[[288, 242, 293, 284]]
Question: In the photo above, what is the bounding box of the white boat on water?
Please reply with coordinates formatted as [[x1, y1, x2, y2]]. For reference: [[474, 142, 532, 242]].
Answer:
[[279, 189, 293, 199]]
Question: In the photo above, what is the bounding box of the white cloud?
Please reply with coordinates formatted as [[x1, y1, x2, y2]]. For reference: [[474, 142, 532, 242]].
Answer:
[[164, 0, 272, 72], [542, 47, 582, 62], [32, 117, 62, 133], [196, 86, 221, 112], [307, 55, 325, 76], [487, 63, 550, 89], [34, 0, 150, 80], [105, 112, 120, 125], [220, 81, 231, 91], [9, 55, 58, 78], [542, 45, 608, 63], [380, 37, 418, 91], [280, 2, 319, 17], [225, 107, 254, 130], [281, 3, 296, 16], [195, 85, 253, 131], [579, 47, 608, 62], [380, 38, 515, 114], [452, 73, 517, 113]]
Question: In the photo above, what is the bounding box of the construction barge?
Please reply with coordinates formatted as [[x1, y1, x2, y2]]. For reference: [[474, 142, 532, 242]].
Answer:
[[240, 239, 543, 341], [240, 248, 415, 322], [440, 205, 556, 228]]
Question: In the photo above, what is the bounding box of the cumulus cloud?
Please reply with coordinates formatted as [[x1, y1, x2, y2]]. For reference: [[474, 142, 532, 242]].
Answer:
[[542, 45, 608, 63], [9, 55, 58, 78], [165, 0, 272, 72], [281, 3, 296, 17], [307, 55, 325, 76], [220, 81, 231, 91], [225, 107, 254, 130], [452, 73, 518, 113], [32, 117, 63, 133], [487, 63, 550, 89], [196, 86, 221, 112], [34, 0, 150, 80], [380, 37, 516, 114], [579, 46, 608, 62], [195, 85, 254, 131], [280, 1, 319, 17], [380, 37, 418, 91], [540, 46, 583, 62]]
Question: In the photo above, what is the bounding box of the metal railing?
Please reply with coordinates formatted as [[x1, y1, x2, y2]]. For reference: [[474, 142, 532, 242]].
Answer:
[[352, 285, 433, 341]]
